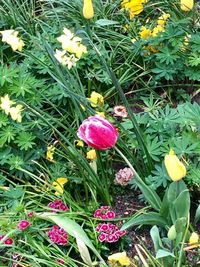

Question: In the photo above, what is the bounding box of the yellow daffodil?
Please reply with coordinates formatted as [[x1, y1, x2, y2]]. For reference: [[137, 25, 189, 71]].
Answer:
[[75, 43, 87, 59], [9, 104, 23, 123], [121, 0, 146, 19], [75, 140, 84, 147], [189, 232, 199, 245], [88, 91, 104, 107], [54, 49, 68, 65], [140, 26, 152, 39], [65, 55, 79, 70], [0, 94, 15, 114], [152, 25, 165, 37], [83, 0, 94, 19], [86, 149, 97, 161], [164, 149, 187, 182], [52, 177, 68, 196], [96, 112, 105, 118], [180, 0, 194, 11], [108, 252, 131, 266], [46, 145, 55, 161], [0, 29, 24, 51], [157, 13, 170, 26]]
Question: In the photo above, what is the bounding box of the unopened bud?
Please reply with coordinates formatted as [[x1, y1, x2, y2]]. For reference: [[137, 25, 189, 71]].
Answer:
[[189, 232, 199, 245], [167, 225, 177, 240]]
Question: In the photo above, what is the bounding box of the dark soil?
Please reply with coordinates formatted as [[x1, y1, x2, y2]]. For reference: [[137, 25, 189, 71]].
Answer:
[[112, 188, 154, 258]]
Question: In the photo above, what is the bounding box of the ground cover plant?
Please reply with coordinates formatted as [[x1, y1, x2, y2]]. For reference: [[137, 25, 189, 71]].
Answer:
[[0, 0, 200, 266]]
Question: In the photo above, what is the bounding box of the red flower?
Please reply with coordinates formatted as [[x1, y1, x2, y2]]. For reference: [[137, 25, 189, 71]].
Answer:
[[17, 220, 31, 230], [48, 200, 69, 213], [4, 237, 13, 245], [77, 115, 118, 150], [106, 211, 116, 219]]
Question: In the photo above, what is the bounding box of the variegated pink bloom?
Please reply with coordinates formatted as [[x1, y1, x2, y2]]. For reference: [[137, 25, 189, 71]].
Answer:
[[17, 220, 31, 230], [77, 115, 118, 150]]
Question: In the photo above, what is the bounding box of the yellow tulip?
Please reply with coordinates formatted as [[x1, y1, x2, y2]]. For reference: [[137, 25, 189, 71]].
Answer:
[[189, 232, 199, 245], [164, 149, 186, 182], [180, 0, 194, 11], [83, 0, 94, 19]]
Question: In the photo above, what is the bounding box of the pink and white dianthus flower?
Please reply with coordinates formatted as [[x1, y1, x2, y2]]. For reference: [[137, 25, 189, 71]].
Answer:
[[17, 220, 31, 230], [48, 225, 68, 246], [48, 199, 69, 212]]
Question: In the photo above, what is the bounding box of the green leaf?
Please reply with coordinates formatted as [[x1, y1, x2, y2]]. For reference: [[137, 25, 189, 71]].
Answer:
[[95, 19, 119, 26], [121, 212, 167, 230], [150, 226, 163, 252], [156, 249, 175, 259], [194, 205, 200, 224], [38, 213, 107, 266], [15, 132, 36, 150]]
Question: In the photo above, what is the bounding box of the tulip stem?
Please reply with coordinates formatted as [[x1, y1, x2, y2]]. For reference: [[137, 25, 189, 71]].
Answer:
[[176, 181, 181, 197]]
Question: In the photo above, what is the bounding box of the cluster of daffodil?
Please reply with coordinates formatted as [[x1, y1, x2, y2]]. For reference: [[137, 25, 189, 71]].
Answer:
[[132, 13, 170, 54], [0, 95, 23, 123], [121, 0, 147, 19], [139, 13, 170, 40], [0, 30, 24, 51], [54, 28, 87, 70]]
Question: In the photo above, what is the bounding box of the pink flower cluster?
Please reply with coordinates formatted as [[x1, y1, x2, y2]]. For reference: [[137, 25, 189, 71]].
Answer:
[[48, 199, 69, 212], [94, 206, 116, 219], [94, 206, 126, 243], [96, 223, 126, 243], [0, 235, 13, 245], [48, 225, 68, 246]]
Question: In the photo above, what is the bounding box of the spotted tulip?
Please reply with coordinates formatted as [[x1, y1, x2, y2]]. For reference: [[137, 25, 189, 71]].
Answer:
[[180, 0, 194, 11], [77, 115, 118, 150], [83, 0, 94, 19], [164, 149, 186, 182]]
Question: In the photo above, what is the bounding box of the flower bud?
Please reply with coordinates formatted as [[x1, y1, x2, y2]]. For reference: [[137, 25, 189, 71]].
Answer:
[[164, 149, 186, 182], [167, 225, 177, 241], [189, 232, 199, 245], [83, 0, 94, 19]]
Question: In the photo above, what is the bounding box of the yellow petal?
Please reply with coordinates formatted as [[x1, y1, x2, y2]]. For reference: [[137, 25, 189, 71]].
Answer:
[[55, 177, 69, 185], [180, 0, 194, 11], [83, 0, 94, 19], [86, 149, 97, 161], [189, 232, 199, 245], [164, 149, 187, 181]]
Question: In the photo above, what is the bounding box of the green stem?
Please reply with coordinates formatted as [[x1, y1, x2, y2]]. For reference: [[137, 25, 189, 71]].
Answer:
[[177, 215, 190, 267]]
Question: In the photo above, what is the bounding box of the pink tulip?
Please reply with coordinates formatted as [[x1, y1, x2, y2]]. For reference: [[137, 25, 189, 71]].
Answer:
[[77, 115, 118, 150], [17, 220, 31, 230]]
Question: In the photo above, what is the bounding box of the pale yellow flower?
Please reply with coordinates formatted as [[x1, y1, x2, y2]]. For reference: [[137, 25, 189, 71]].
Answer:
[[75, 44, 87, 59], [86, 149, 97, 161], [0, 29, 24, 51], [9, 104, 23, 122], [46, 145, 55, 161], [164, 149, 187, 182], [54, 49, 68, 65], [88, 91, 104, 107], [0, 94, 15, 114], [189, 232, 199, 245], [52, 177, 68, 196], [108, 252, 131, 266], [65, 55, 79, 70]]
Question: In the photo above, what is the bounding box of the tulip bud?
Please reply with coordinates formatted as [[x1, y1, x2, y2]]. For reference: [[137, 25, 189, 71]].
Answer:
[[167, 225, 177, 240], [189, 232, 199, 245], [83, 0, 94, 19], [180, 0, 194, 11], [164, 149, 186, 182]]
